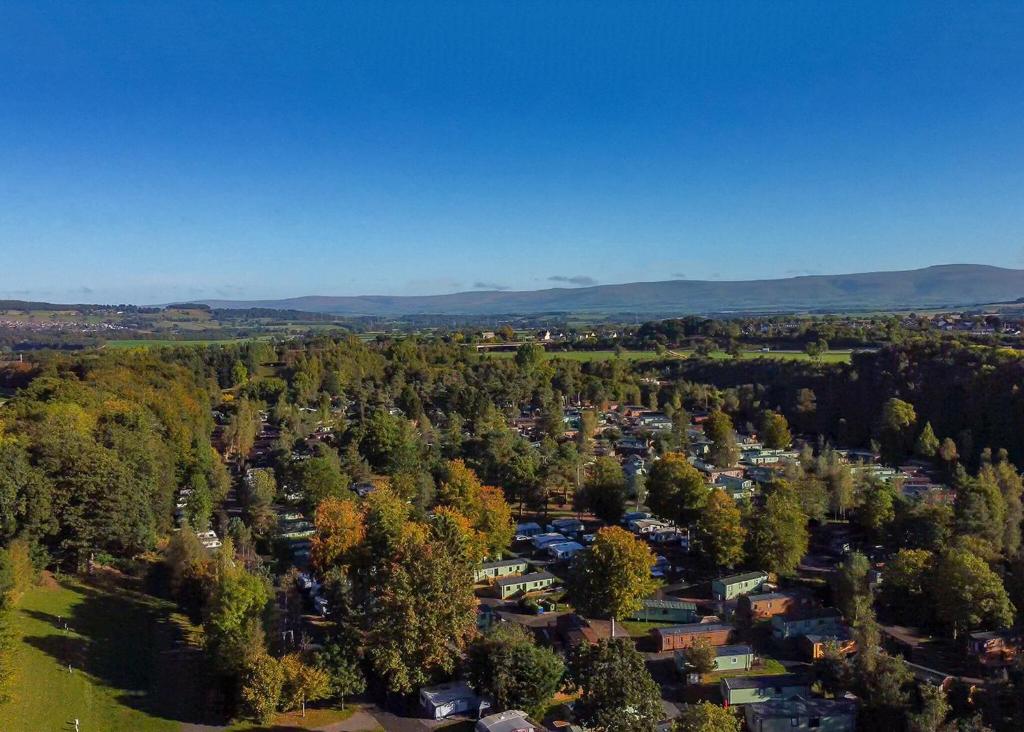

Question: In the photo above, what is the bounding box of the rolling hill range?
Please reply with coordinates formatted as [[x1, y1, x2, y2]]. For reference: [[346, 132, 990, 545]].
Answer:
[[201, 264, 1024, 316]]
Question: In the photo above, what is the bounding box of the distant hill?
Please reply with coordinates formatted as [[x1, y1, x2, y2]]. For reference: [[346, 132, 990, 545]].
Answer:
[[200, 264, 1024, 316]]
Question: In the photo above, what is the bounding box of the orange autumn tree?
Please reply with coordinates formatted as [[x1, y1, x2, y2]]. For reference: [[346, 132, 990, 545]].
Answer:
[[310, 497, 365, 575], [437, 459, 514, 559]]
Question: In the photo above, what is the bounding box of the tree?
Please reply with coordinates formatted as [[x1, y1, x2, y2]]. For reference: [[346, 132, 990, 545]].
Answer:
[[437, 458, 483, 515], [204, 556, 271, 673], [854, 648, 914, 729], [930, 548, 1015, 638], [468, 623, 565, 718], [993, 456, 1023, 556], [239, 648, 283, 724], [832, 552, 873, 627], [475, 485, 516, 558], [879, 549, 933, 625], [580, 456, 628, 524], [804, 339, 828, 361], [748, 483, 808, 576], [954, 468, 1006, 554], [857, 475, 897, 541], [566, 638, 663, 732], [295, 454, 349, 511], [907, 682, 950, 732], [316, 639, 365, 709], [225, 398, 260, 460], [577, 409, 599, 457], [878, 398, 916, 465], [361, 410, 421, 474], [938, 437, 959, 471], [760, 411, 791, 450], [694, 489, 745, 569], [675, 702, 741, 732], [279, 652, 331, 714], [914, 422, 940, 459], [310, 498, 365, 575], [568, 526, 658, 623], [681, 637, 717, 676], [365, 520, 477, 693], [704, 410, 739, 468], [646, 454, 708, 526], [184, 472, 213, 532]]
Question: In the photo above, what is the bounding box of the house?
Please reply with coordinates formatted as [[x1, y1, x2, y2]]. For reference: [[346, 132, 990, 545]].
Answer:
[[739, 590, 813, 621], [744, 696, 857, 732], [419, 680, 486, 720], [475, 709, 545, 732], [474, 558, 530, 583], [800, 632, 857, 661], [652, 623, 734, 652], [626, 598, 698, 625], [675, 644, 754, 679], [556, 613, 630, 648], [548, 518, 584, 535], [494, 571, 557, 600], [714, 474, 755, 500], [712, 571, 769, 601], [546, 541, 584, 561], [771, 608, 845, 641], [967, 629, 1021, 672], [615, 437, 651, 457], [720, 674, 812, 707]]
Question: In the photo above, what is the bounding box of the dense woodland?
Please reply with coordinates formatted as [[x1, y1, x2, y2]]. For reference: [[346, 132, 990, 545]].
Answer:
[[1, 332, 1024, 729]]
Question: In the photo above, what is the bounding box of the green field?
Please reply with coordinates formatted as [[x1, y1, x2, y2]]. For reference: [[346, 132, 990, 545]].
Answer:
[[483, 348, 852, 363], [1, 577, 368, 732], [0, 577, 189, 731], [104, 338, 256, 349]]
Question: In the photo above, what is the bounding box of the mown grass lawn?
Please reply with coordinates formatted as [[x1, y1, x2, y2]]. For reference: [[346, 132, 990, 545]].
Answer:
[[1, 576, 368, 732], [0, 577, 186, 732], [620, 619, 678, 637]]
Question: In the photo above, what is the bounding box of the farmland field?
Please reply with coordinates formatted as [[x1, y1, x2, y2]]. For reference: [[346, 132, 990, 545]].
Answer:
[[482, 348, 852, 363], [104, 338, 257, 349]]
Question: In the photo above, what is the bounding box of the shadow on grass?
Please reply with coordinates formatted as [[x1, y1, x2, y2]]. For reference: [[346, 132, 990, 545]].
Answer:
[[22, 579, 223, 725]]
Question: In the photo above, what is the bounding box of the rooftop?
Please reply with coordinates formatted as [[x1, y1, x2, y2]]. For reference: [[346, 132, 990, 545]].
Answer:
[[748, 695, 858, 719], [715, 571, 768, 585], [722, 673, 810, 691], [656, 623, 733, 636], [481, 558, 529, 569], [494, 571, 556, 588]]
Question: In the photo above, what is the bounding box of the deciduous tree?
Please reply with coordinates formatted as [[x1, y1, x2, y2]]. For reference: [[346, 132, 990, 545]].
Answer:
[[566, 638, 663, 732], [694, 489, 745, 569], [468, 623, 565, 718], [646, 454, 707, 526], [568, 526, 658, 623]]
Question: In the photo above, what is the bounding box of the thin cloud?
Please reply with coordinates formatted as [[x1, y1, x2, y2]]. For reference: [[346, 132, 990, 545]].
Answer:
[[473, 281, 511, 291], [671, 272, 688, 279], [548, 275, 597, 287]]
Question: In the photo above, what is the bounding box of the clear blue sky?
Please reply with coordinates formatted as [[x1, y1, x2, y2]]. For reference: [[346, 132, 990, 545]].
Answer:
[[1, 2, 1023, 304]]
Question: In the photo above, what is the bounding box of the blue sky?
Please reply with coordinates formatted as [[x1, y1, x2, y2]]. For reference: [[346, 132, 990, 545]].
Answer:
[[1, 2, 1023, 304]]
